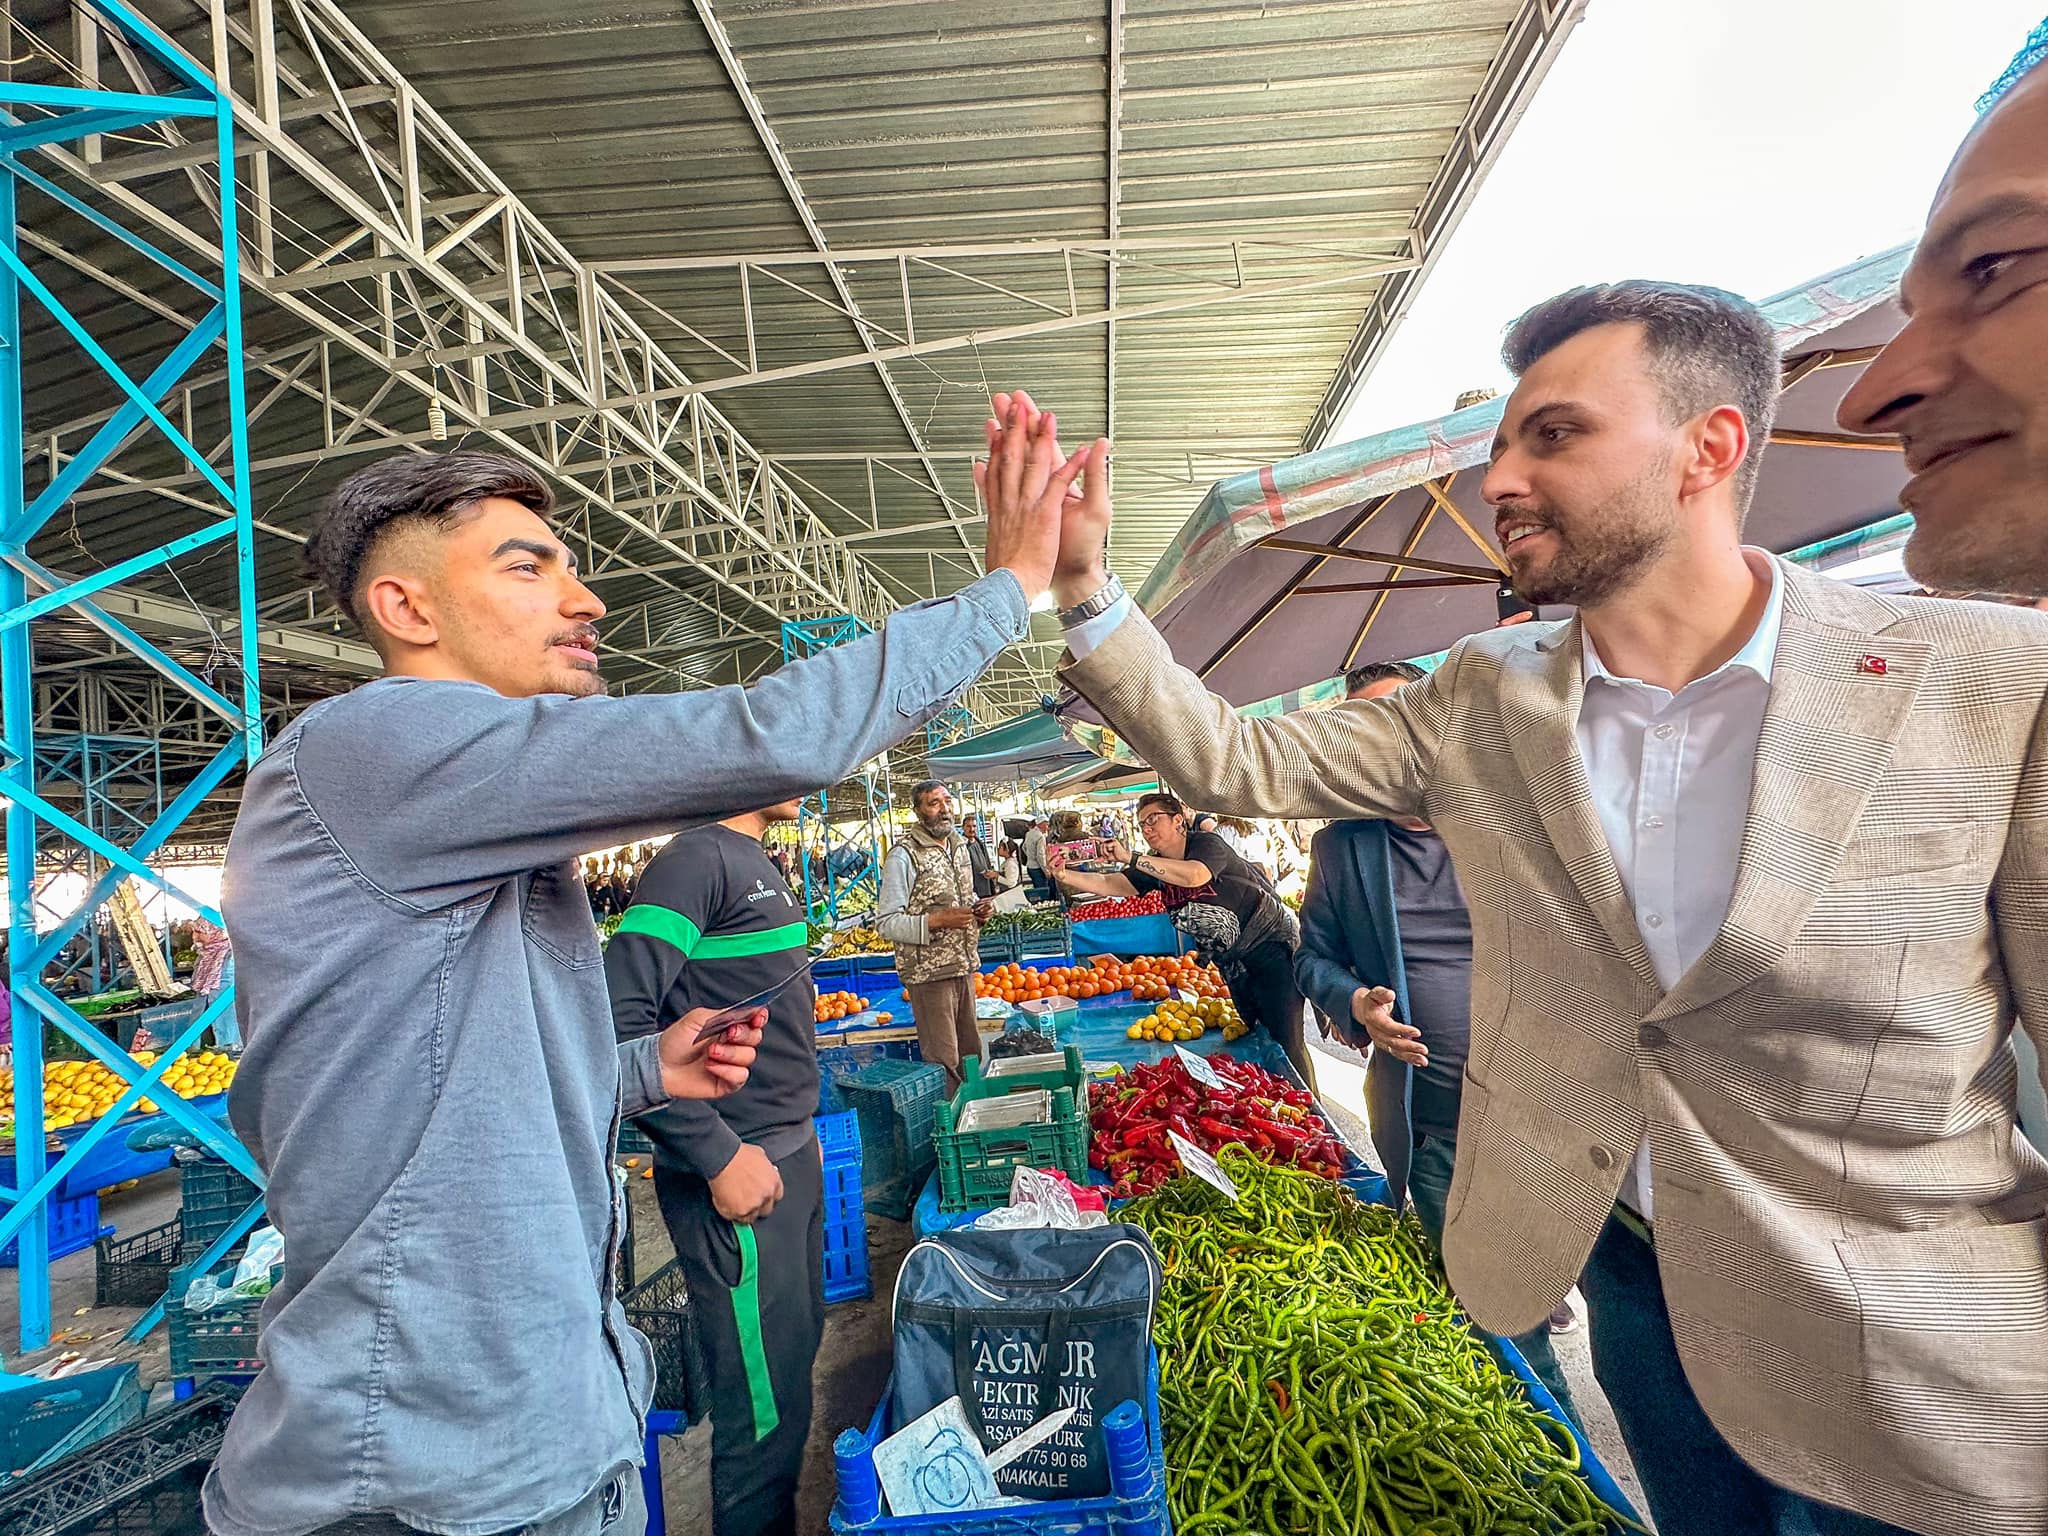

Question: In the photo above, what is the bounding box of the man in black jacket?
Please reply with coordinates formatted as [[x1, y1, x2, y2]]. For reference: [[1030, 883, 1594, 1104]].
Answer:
[[606, 800, 819, 1536]]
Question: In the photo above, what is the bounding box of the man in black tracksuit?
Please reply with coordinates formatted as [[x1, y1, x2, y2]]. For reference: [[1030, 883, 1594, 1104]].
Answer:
[[605, 799, 820, 1536]]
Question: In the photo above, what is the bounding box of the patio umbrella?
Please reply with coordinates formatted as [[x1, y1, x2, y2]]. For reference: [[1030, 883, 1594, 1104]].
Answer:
[[1076, 246, 1911, 710], [926, 708, 1094, 783]]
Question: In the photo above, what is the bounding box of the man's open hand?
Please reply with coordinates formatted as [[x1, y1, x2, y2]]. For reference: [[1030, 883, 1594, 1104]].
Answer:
[[978, 390, 1112, 610], [1351, 985, 1428, 1067], [658, 1007, 764, 1100], [973, 392, 1091, 605]]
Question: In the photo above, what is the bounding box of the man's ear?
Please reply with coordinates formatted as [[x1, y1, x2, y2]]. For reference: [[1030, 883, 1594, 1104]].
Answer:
[[361, 570, 438, 650], [1681, 403, 1748, 504]]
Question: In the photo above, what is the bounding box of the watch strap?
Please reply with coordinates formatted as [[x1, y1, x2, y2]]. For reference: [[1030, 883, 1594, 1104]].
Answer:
[[1058, 573, 1127, 627]]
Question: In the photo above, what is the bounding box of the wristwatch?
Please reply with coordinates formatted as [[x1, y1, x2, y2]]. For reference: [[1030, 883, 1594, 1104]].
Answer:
[[1058, 573, 1126, 627]]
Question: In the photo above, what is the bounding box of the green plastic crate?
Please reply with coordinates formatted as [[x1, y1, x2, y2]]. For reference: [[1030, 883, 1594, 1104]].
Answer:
[[962, 1045, 1085, 1101], [165, 1262, 266, 1379], [933, 1081, 1088, 1213]]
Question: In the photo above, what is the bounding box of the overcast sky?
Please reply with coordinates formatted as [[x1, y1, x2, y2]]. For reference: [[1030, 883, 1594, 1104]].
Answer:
[[1333, 0, 2046, 444]]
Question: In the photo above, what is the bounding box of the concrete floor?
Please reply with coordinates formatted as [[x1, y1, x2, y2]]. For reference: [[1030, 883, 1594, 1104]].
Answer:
[[6, 1046, 1654, 1534]]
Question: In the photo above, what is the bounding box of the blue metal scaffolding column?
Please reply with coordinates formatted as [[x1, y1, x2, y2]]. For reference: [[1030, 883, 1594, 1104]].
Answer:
[[0, 0, 266, 1354]]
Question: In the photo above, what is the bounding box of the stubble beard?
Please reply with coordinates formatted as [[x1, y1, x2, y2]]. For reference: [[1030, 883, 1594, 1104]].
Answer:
[[1508, 463, 1677, 610]]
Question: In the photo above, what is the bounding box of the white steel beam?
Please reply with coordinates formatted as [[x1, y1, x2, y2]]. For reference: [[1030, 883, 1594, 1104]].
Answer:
[[686, 0, 978, 569]]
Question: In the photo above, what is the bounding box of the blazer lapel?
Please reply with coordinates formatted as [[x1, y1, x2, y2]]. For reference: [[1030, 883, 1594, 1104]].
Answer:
[[1647, 586, 1933, 1022], [1351, 820, 1405, 1010], [1501, 623, 1660, 992]]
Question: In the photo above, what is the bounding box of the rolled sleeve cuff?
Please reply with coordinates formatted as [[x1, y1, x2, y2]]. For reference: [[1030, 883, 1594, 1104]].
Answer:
[[1063, 593, 1133, 659], [618, 1033, 670, 1119]]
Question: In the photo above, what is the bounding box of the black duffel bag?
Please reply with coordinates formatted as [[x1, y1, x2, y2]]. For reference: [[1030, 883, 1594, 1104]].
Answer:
[[890, 1223, 1161, 1501]]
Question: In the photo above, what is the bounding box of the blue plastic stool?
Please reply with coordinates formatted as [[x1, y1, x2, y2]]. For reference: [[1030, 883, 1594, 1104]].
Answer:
[[640, 1409, 687, 1536]]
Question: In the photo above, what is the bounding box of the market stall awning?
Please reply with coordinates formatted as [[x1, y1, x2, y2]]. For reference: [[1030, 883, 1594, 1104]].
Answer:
[[926, 710, 1094, 784], [1090, 246, 1911, 708]]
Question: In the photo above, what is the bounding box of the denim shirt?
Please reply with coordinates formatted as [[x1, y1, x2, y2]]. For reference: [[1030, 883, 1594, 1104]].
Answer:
[[204, 574, 1028, 1536]]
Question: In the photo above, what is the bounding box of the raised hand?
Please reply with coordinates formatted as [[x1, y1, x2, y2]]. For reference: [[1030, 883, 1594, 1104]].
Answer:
[[973, 392, 1091, 605], [980, 391, 1112, 609]]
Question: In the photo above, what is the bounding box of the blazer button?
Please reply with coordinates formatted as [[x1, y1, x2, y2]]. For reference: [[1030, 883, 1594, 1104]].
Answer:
[[1638, 1024, 1669, 1048], [1590, 1145, 1615, 1170]]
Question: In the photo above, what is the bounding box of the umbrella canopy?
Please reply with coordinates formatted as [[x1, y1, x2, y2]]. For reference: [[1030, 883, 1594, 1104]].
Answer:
[[926, 708, 1094, 784], [1099, 247, 1910, 709]]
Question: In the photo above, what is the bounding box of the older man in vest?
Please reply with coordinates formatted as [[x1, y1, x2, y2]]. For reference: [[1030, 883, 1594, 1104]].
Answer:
[[876, 780, 991, 1087]]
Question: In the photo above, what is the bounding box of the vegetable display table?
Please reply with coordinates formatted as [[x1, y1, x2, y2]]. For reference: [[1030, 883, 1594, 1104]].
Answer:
[[1069, 913, 1183, 960]]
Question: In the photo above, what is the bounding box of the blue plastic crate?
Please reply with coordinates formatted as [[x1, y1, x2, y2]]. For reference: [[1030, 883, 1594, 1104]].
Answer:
[[839, 1061, 946, 1221], [0, 1193, 110, 1269], [823, 1215, 872, 1305], [817, 1037, 920, 1115], [829, 1353, 1169, 1535], [0, 1365, 144, 1482], [818, 1112, 873, 1303]]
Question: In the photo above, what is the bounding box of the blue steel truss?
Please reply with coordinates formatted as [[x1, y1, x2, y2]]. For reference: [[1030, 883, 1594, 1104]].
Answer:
[[923, 704, 975, 758], [780, 616, 897, 921], [34, 732, 168, 992], [0, 2, 266, 1355]]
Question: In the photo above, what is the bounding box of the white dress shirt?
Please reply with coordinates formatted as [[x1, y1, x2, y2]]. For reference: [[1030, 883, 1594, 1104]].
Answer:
[[1577, 551, 1784, 1217], [1063, 556, 1788, 1217]]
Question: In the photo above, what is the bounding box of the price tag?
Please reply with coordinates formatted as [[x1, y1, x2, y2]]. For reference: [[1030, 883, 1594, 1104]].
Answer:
[[1168, 1129, 1240, 1201], [1174, 1045, 1226, 1091]]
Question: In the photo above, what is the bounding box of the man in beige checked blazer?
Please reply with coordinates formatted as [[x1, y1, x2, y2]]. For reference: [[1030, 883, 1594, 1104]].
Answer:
[[976, 282, 2048, 1536]]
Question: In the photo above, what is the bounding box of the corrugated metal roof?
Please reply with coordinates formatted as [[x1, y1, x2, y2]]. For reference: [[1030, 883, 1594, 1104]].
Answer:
[[8, 0, 1578, 719]]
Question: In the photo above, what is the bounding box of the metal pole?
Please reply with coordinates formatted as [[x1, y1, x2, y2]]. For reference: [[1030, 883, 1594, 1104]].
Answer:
[[0, 152, 53, 1348]]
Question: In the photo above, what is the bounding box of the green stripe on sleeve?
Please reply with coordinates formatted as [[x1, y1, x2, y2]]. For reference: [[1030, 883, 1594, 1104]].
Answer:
[[732, 1223, 781, 1440], [691, 920, 809, 961], [613, 904, 703, 957]]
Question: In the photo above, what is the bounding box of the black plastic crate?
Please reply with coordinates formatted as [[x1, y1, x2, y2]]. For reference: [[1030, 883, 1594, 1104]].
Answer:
[[0, 1382, 241, 1536], [616, 1122, 655, 1159], [622, 1259, 710, 1422], [93, 1220, 182, 1309], [172, 1153, 259, 1264]]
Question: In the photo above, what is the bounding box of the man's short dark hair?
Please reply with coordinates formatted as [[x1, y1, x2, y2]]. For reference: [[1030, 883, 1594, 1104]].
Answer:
[[1136, 792, 1186, 821], [911, 780, 947, 806], [1344, 660, 1427, 697], [305, 450, 552, 627], [1501, 281, 1781, 514]]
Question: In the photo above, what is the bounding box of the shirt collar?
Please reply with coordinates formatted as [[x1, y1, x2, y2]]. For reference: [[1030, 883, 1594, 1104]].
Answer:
[[1581, 549, 1784, 693]]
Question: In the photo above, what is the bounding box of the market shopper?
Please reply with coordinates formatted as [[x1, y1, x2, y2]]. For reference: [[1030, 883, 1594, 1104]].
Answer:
[[876, 781, 991, 1088], [1054, 792, 1313, 1088], [605, 800, 820, 1536], [988, 275, 2048, 1536], [1021, 816, 1051, 898], [1294, 661, 1578, 1413], [209, 426, 1077, 1536], [961, 812, 998, 899]]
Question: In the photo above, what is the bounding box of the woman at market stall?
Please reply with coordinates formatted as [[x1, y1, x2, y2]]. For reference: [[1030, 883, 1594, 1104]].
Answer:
[[1054, 791, 1313, 1085]]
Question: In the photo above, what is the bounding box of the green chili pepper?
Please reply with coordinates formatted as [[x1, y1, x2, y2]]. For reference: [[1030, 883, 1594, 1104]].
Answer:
[[1125, 1149, 1647, 1536]]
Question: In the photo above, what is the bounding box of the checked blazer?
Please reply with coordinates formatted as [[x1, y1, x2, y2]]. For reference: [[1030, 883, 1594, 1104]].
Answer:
[[1060, 557, 2048, 1536]]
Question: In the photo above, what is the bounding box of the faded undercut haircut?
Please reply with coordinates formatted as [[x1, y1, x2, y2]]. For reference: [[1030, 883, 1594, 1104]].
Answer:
[[305, 450, 553, 629], [1502, 281, 1780, 517], [1344, 659, 1427, 696]]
